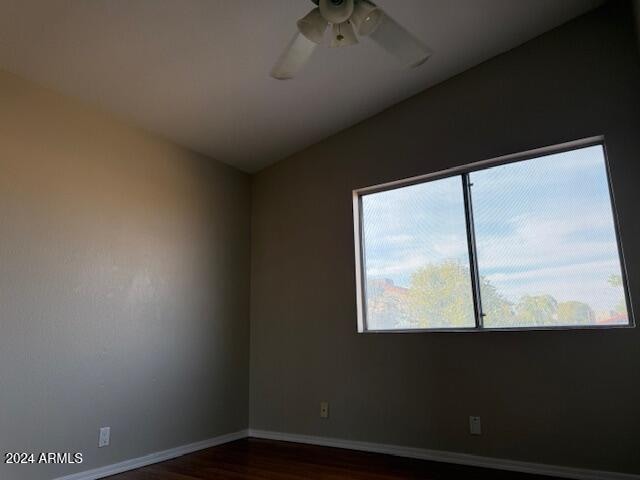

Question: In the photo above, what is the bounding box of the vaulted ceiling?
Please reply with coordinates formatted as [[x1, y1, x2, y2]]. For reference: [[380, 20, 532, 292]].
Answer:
[[0, 0, 604, 172]]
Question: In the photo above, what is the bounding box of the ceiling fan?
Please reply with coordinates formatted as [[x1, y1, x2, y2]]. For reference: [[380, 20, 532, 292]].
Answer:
[[271, 0, 432, 80]]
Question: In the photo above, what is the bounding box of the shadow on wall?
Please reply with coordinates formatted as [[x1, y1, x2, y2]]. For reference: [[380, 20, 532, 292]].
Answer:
[[0, 69, 251, 480], [635, 0, 640, 50]]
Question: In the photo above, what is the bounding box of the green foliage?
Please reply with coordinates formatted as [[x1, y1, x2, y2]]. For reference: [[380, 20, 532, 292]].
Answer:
[[608, 274, 623, 288], [557, 301, 595, 325], [513, 295, 558, 326], [367, 262, 619, 329], [406, 261, 475, 328], [405, 261, 512, 328], [607, 274, 627, 314], [479, 280, 514, 327]]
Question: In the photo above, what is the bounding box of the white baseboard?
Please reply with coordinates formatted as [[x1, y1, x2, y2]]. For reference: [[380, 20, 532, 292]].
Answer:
[[53, 427, 639, 480], [54, 429, 248, 480], [248, 429, 639, 480]]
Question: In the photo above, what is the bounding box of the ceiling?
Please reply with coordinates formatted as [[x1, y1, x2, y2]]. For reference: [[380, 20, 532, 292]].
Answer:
[[0, 0, 604, 172]]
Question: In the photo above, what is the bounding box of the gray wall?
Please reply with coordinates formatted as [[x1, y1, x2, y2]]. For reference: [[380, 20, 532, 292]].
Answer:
[[250, 3, 640, 475], [0, 70, 251, 480], [635, 0, 640, 49]]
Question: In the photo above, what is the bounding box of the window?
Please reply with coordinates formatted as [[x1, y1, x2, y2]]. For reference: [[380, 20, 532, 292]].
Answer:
[[353, 139, 632, 332]]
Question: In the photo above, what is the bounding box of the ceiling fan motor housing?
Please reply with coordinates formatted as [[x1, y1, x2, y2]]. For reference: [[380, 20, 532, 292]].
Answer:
[[319, 0, 354, 24]]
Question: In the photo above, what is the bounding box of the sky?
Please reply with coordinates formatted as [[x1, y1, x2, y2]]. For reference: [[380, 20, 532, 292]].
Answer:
[[361, 145, 627, 314]]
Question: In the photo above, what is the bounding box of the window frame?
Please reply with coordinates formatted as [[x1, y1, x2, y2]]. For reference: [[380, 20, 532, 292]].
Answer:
[[353, 136, 634, 333]]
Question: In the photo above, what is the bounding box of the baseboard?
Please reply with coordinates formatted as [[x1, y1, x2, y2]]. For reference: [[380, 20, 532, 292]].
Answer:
[[54, 429, 248, 480], [53, 427, 639, 480], [248, 429, 639, 480]]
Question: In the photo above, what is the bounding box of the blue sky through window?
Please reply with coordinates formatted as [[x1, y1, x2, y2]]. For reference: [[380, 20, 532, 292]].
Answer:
[[361, 145, 628, 329]]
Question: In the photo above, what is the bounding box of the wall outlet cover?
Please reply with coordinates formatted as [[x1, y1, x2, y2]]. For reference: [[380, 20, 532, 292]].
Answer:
[[99, 427, 111, 447], [320, 401, 329, 419], [469, 416, 482, 435]]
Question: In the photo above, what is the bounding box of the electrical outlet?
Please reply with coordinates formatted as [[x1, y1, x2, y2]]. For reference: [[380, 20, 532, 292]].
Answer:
[[98, 427, 111, 447], [469, 416, 481, 435], [320, 401, 329, 419]]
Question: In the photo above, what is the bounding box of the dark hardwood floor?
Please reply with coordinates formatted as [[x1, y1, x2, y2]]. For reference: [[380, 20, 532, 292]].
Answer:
[[107, 438, 563, 479]]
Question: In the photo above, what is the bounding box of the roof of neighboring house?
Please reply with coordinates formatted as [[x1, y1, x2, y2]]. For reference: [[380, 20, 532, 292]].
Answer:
[[372, 278, 408, 297], [596, 312, 628, 325]]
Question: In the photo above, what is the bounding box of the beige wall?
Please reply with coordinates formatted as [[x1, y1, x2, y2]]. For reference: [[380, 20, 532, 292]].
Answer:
[[0, 70, 251, 480], [2, 3, 639, 480], [250, 3, 640, 475]]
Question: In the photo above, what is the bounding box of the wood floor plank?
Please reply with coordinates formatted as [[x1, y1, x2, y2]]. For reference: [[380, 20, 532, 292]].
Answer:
[[106, 438, 563, 480]]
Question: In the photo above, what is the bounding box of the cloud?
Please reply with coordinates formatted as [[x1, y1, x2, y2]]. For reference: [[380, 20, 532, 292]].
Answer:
[[361, 145, 625, 311], [485, 258, 623, 307], [366, 253, 433, 278], [476, 209, 619, 270]]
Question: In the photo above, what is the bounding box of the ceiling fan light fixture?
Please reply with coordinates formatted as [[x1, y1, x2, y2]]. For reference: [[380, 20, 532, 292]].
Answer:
[[350, 0, 383, 36], [330, 21, 358, 48], [296, 8, 328, 44], [271, 0, 433, 79], [319, 0, 355, 24]]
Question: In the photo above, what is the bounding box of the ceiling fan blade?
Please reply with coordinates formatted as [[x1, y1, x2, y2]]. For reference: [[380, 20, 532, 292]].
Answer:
[[369, 11, 432, 68], [297, 8, 328, 44], [270, 32, 317, 80]]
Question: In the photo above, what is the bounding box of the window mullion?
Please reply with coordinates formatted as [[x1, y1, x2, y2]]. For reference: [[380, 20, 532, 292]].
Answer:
[[462, 173, 484, 329]]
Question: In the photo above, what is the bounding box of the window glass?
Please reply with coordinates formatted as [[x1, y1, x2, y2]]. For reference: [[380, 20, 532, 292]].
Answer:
[[357, 142, 630, 331], [361, 176, 475, 330], [470, 145, 628, 328]]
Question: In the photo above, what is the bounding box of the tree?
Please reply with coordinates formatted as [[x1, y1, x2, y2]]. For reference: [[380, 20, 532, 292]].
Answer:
[[405, 261, 512, 328], [514, 295, 558, 326], [608, 274, 627, 314], [479, 279, 515, 327], [557, 301, 595, 325], [366, 279, 412, 329], [608, 274, 623, 288], [369, 262, 616, 329]]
